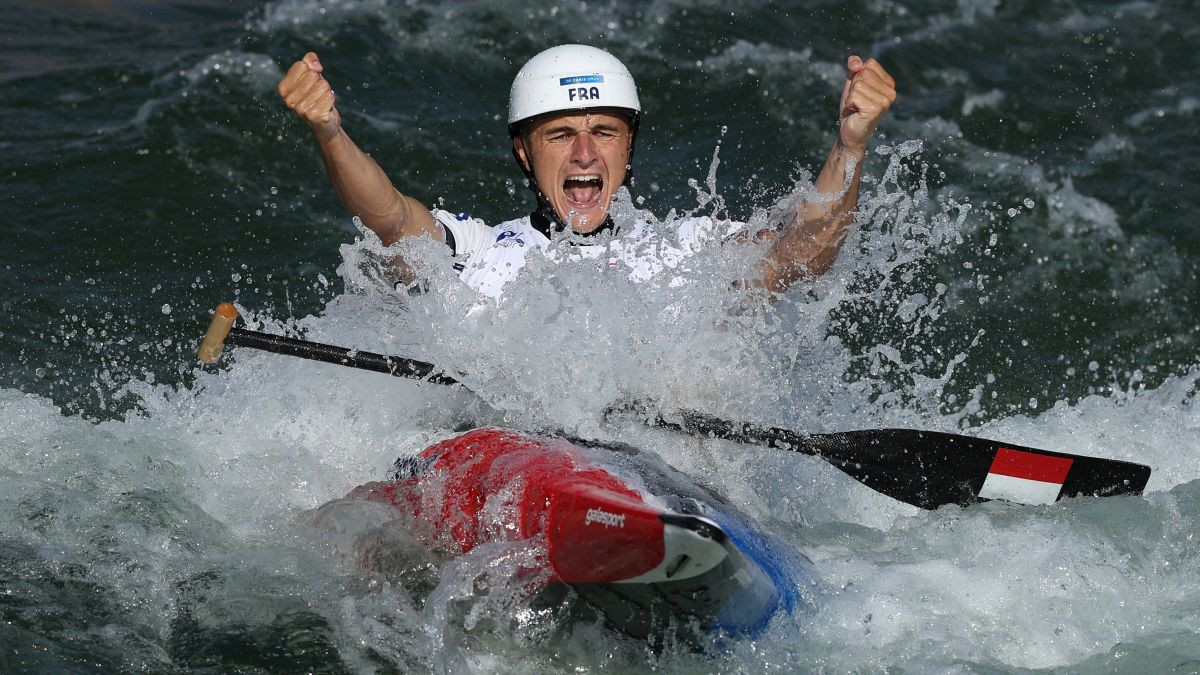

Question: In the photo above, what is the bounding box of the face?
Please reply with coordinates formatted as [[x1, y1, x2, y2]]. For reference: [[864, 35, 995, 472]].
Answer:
[[513, 110, 633, 233]]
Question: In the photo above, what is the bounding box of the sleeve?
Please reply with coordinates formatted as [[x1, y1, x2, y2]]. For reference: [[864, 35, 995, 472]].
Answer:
[[432, 209, 493, 259]]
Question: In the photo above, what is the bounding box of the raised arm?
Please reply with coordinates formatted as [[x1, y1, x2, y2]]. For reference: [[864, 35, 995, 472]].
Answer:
[[758, 56, 896, 292], [277, 52, 439, 246]]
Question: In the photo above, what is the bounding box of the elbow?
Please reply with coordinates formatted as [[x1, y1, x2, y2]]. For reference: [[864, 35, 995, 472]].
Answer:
[[357, 192, 413, 246], [759, 233, 843, 292], [355, 212, 405, 246]]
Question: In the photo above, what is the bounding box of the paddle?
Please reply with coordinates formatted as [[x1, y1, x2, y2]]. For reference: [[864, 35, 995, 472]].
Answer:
[[197, 303, 1152, 509], [646, 408, 1150, 509]]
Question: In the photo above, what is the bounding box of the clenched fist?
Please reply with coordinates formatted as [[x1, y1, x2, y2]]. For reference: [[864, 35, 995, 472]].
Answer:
[[278, 52, 341, 142], [839, 56, 897, 154]]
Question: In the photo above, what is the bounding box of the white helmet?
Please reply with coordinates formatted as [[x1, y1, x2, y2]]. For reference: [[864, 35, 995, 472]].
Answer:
[[508, 44, 641, 130]]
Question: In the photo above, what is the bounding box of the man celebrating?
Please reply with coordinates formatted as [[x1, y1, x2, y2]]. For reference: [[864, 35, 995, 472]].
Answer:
[[277, 45, 896, 299]]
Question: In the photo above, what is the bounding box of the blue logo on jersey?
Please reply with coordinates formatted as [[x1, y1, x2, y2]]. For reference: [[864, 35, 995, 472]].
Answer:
[[455, 212, 470, 221], [559, 74, 604, 86], [496, 230, 526, 246]]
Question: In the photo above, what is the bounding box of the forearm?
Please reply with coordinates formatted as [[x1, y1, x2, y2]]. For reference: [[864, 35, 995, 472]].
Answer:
[[317, 129, 437, 246], [759, 139, 864, 291]]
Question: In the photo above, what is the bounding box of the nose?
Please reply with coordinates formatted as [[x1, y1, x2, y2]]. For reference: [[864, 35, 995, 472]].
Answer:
[[570, 131, 596, 166]]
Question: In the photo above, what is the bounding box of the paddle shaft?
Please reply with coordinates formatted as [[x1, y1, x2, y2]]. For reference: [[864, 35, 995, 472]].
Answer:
[[225, 328, 461, 386]]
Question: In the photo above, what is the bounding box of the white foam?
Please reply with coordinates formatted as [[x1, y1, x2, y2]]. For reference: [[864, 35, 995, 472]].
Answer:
[[962, 89, 1005, 116]]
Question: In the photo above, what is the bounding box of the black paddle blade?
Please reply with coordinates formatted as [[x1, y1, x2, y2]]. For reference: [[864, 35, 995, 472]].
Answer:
[[665, 410, 1152, 510]]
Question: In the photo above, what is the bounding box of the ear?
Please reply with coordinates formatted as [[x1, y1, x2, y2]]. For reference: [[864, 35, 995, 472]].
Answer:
[[513, 135, 532, 173]]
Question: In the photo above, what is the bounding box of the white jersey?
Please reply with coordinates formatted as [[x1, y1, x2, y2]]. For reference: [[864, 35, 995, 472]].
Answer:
[[434, 209, 743, 299]]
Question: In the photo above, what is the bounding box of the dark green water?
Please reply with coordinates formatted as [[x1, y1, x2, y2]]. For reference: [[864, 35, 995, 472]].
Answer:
[[3, 0, 1199, 672]]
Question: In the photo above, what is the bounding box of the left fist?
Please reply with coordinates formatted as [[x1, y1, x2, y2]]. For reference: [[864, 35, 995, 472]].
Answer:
[[839, 56, 897, 153]]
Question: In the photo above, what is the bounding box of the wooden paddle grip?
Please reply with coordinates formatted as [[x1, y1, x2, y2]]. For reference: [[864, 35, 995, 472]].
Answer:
[[197, 303, 238, 364]]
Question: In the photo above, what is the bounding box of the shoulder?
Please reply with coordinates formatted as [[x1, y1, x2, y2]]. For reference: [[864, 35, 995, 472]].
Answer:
[[654, 215, 745, 253], [433, 209, 540, 240], [671, 215, 745, 238], [432, 208, 489, 236], [432, 210, 547, 259], [433, 209, 493, 258]]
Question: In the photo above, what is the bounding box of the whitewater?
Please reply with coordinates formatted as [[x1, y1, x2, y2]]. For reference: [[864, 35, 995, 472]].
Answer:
[[3, 0, 1199, 671]]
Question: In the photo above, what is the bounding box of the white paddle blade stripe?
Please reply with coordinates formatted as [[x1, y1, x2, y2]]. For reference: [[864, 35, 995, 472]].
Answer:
[[977, 447, 1074, 505]]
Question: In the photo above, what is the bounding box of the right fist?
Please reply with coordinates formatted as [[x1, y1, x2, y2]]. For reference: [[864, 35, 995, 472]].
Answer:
[[278, 52, 341, 142]]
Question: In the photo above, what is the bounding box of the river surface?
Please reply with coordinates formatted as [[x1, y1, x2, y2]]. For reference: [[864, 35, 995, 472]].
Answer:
[[3, 0, 1199, 672]]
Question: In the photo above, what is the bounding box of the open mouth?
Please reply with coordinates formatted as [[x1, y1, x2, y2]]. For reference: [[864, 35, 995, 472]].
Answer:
[[563, 175, 603, 208]]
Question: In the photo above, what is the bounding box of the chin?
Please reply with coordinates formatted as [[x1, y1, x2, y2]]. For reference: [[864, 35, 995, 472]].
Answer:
[[556, 203, 609, 233], [570, 214, 606, 233]]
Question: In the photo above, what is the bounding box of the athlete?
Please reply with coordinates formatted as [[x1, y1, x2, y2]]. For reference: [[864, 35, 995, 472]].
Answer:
[[277, 45, 896, 299]]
